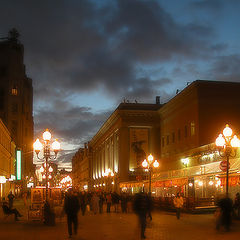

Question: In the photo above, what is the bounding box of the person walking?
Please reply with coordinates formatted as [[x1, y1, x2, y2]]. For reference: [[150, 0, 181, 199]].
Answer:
[[133, 191, 148, 239], [7, 191, 15, 209], [173, 192, 184, 219], [106, 192, 112, 213], [64, 189, 80, 239], [91, 192, 99, 214], [2, 201, 23, 221], [234, 192, 240, 219], [79, 191, 87, 216]]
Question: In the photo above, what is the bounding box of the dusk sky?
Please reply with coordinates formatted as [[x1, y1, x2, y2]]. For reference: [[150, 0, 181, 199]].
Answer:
[[0, 0, 240, 170]]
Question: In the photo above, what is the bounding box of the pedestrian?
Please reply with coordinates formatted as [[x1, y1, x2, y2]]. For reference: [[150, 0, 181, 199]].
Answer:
[[217, 195, 233, 231], [79, 191, 87, 216], [146, 192, 153, 221], [7, 191, 15, 209], [133, 191, 148, 239], [106, 192, 112, 213], [173, 192, 184, 219], [234, 192, 240, 219], [99, 193, 104, 214], [2, 201, 23, 221], [91, 192, 99, 214], [64, 189, 80, 239], [121, 192, 128, 213]]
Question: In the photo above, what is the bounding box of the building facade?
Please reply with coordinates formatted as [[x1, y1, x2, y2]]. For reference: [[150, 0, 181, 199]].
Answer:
[[0, 119, 16, 199], [0, 29, 34, 182], [72, 80, 240, 202]]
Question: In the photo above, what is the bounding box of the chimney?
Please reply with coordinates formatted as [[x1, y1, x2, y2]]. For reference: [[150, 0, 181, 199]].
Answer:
[[156, 96, 160, 104]]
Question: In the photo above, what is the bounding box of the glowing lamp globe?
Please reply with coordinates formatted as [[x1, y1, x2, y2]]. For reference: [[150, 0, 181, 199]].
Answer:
[[33, 139, 43, 152], [52, 139, 60, 152], [43, 129, 51, 141], [142, 159, 148, 168], [216, 134, 225, 147], [153, 160, 159, 168], [223, 124, 233, 138], [40, 166, 44, 173], [49, 166, 53, 173], [147, 154, 154, 163], [230, 135, 240, 148]]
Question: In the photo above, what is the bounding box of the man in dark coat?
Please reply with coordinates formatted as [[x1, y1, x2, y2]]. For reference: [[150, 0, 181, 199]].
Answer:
[[64, 189, 80, 238], [133, 192, 149, 239]]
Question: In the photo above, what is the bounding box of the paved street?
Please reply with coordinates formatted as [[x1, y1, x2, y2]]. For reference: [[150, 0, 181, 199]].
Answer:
[[1, 201, 240, 240]]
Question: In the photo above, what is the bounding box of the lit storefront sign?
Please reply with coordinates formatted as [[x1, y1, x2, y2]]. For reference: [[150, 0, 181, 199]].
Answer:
[[16, 149, 21, 180]]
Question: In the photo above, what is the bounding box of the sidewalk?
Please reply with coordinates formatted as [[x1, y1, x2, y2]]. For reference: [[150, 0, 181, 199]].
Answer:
[[1, 201, 240, 240]]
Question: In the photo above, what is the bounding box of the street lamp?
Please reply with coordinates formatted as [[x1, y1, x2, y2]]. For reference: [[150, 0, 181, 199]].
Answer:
[[142, 154, 159, 194], [215, 124, 240, 196], [103, 168, 114, 191], [33, 129, 60, 201]]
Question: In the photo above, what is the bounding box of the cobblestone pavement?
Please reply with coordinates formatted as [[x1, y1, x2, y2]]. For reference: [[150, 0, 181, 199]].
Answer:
[[1, 201, 240, 240]]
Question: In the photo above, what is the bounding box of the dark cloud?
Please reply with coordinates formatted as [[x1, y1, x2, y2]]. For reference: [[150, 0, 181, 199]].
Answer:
[[0, 0, 237, 168], [208, 55, 240, 82]]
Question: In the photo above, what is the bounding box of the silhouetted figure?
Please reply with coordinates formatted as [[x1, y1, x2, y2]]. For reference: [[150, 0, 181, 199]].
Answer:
[[121, 192, 128, 213], [133, 192, 149, 239], [91, 193, 99, 214], [99, 193, 104, 214], [64, 189, 80, 238], [106, 192, 112, 213], [43, 201, 55, 226], [2, 201, 22, 221], [146, 192, 153, 221], [217, 196, 233, 231], [173, 192, 184, 219], [234, 192, 240, 219], [7, 191, 15, 209], [79, 191, 87, 216]]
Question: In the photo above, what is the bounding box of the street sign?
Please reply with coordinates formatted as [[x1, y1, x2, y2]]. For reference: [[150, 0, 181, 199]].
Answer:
[[219, 160, 229, 172]]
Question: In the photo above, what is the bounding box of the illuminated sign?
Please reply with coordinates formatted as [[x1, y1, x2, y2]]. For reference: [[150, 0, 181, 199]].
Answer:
[[16, 149, 21, 180]]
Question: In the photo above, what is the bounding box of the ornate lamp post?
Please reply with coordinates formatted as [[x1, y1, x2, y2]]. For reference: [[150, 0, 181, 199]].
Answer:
[[33, 129, 60, 201], [142, 154, 159, 194], [215, 124, 240, 196], [103, 168, 114, 192]]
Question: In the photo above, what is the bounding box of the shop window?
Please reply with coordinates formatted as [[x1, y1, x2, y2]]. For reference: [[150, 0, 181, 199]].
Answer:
[[172, 132, 175, 143], [178, 129, 181, 141], [185, 125, 188, 138], [191, 122, 195, 136]]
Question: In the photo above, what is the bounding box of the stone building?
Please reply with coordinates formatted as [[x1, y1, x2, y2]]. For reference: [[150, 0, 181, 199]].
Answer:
[[0, 119, 16, 199], [0, 29, 34, 182], [72, 143, 90, 191], [72, 80, 240, 201]]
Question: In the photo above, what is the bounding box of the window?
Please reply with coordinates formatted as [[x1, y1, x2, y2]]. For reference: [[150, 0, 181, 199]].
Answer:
[[11, 87, 18, 95], [185, 125, 188, 138], [162, 137, 165, 147], [172, 132, 175, 143], [191, 122, 195, 136], [178, 129, 181, 141]]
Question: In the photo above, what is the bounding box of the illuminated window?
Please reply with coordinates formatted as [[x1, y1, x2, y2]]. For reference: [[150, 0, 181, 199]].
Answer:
[[191, 122, 195, 136], [11, 85, 18, 95]]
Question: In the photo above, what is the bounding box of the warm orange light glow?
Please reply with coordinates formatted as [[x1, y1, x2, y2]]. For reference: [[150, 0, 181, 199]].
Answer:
[[147, 154, 154, 163], [49, 166, 53, 172], [216, 134, 225, 147], [142, 159, 148, 168], [40, 166, 44, 173], [52, 139, 60, 151], [153, 160, 159, 168], [223, 124, 233, 138], [43, 129, 51, 141], [33, 139, 43, 151], [230, 135, 240, 147]]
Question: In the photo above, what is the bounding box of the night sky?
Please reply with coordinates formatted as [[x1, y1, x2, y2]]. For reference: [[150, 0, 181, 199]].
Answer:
[[0, 0, 240, 170]]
